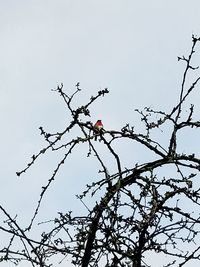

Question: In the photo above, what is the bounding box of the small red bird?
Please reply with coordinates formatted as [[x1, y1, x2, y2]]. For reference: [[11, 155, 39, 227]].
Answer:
[[94, 120, 104, 140]]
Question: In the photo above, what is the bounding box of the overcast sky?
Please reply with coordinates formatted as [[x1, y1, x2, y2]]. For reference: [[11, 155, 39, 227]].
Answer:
[[1, 1, 200, 266]]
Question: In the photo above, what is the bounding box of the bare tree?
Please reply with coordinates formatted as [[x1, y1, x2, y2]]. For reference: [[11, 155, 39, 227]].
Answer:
[[1, 36, 200, 267]]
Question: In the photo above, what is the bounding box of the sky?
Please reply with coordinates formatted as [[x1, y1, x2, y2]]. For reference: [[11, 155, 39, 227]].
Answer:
[[1, 1, 200, 266]]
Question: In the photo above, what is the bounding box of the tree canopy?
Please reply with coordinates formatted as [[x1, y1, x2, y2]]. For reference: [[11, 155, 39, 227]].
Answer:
[[1, 36, 200, 267]]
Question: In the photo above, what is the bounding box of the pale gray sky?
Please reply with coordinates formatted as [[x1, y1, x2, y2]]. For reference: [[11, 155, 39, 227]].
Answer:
[[1, 1, 200, 266]]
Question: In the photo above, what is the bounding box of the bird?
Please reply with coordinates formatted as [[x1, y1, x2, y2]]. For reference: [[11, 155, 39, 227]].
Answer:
[[93, 120, 104, 140]]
